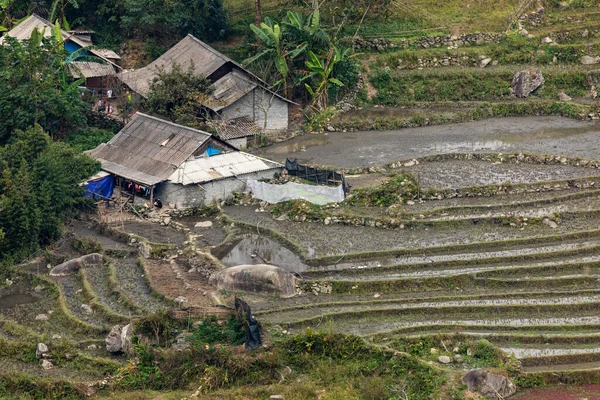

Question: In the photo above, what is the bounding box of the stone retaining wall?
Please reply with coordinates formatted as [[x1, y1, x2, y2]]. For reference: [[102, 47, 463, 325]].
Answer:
[[353, 32, 504, 52]]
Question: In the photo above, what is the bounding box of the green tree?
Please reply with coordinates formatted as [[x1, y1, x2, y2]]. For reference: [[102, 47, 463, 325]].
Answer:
[[0, 125, 99, 264], [120, 0, 227, 42], [145, 62, 214, 126], [0, 32, 87, 143]]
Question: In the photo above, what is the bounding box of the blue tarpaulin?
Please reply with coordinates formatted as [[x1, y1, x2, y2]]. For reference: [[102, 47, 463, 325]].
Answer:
[[205, 144, 221, 157], [84, 175, 114, 201]]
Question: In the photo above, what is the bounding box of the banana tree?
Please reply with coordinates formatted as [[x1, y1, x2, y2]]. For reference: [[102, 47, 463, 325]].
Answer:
[[243, 17, 306, 97], [283, 8, 329, 55], [50, 0, 79, 30], [302, 46, 354, 110]]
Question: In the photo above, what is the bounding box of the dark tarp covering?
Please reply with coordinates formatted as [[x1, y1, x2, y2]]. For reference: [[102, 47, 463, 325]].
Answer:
[[84, 175, 115, 201], [235, 297, 262, 351], [286, 158, 347, 192]]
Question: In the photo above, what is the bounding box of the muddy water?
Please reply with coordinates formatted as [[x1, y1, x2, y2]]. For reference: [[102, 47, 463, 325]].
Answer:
[[0, 293, 39, 309], [254, 117, 600, 168], [502, 347, 600, 358], [216, 234, 308, 273]]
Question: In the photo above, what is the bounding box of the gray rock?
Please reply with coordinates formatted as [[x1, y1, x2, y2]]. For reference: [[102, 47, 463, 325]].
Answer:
[[462, 369, 516, 400], [163, 217, 171, 226], [480, 58, 492, 68], [438, 355, 453, 364], [35, 314, 49, 321], [453, 354, 463, 362], [558, 92, 572, 101], [326, 125, 335, 132], [519, 28, 528, 36], [543, 218, 558, 229], [541, 36, 553, 44], [511, 69, 544, 98], [52, 334, 62, 340], [174, 296, 189, 310], [34, 285, 44, 292], [105, 324, 133, 354], [36, 343, 49, 359], [81, 304, 93, 314], [270, 396, 285, 400], [49, 253, 103, 276], [209, 264, 297, 298], [194, 221, 213, 228], [581, 55, 600, 65], [41, 360, 54, 370]]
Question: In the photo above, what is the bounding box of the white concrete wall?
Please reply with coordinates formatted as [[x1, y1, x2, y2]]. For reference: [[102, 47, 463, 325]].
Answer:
[[220, 87, 289, 132], [226, 137, 247, 150], [155, 168, 282, 209]]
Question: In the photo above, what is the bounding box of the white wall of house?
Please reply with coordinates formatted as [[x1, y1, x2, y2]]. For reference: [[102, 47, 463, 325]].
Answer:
[[225, 137, 248, 150], [220, 87, 289, 132], [155, 168, 282, 209]]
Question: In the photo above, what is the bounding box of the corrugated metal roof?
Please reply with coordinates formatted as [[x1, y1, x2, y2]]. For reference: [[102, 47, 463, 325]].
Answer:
[[215, 116, 262, 140], [117, 34, 293, 106], [89, 113, 213, 186], [68, 61, 116, 78], [92, 48, 121, 60], [168, 152, 282, 185], [209, 70, 256, 111]]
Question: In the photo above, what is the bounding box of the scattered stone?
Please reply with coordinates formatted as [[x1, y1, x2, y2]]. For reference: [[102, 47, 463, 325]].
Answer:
[[479, 58, 492, 68], [452, 346, 460, 353], [36, 343, 49, 359], [430, 348, 439, 354], [174, 296, 189, 310], [581, 55, 600, 65], [519, 28, 528, 36], [277, 366, 292, 383], [583, 29, 589, 37], [543, 218, 558, 229], [438, 356, 453, 364], [453, 354, 463, 362], [81, 304, 93, 314], [33, 285, 44, 292], [52, 334, 62, 340], [270, 396, 285, 400], [163, 217, 171, 226], [324, 217, 332, 225], [326, 125, 335, 132], [558, 92, 572, 102], [541, 36, 553, 44], [194, 221, 213, 229], [35, 314, 49, 321], [87, 344, 98, 350], [511, 68, 544, 98], [373, 293, 381, 298], [5, 279, 13, 286], [462, 369, 516, 400], [41, 360, 54, 370]]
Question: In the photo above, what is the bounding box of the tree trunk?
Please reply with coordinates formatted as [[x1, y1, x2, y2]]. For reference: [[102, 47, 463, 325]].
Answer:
[[254, 0, 262, 27]]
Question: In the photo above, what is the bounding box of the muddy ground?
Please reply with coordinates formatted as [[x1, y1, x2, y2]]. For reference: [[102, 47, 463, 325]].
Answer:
[[254, 116, 600, 168]]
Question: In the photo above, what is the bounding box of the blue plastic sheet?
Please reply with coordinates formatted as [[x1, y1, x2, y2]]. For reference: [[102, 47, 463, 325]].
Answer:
[[205, 144, 221, 157], [84, 175, 114, 201]]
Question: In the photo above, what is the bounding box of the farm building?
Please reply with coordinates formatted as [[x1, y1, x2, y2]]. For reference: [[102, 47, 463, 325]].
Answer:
[[88, 112, 282, 209], [118, 34, 293, 142], [1, 14, 121, 93]]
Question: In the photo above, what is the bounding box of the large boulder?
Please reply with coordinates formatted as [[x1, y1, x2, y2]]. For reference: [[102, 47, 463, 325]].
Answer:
[[105, 324, 133, 354], [209, 264, 297, 298], [462, 369, 516, 400], [511, 69, 544, 98], [581, 55, 600, 65], [49, 253, 103, 276]]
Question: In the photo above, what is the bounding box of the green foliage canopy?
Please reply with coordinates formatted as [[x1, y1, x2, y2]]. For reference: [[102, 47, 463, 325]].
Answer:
[[0, 34, 87, 143], [0, 125, 99, 264]]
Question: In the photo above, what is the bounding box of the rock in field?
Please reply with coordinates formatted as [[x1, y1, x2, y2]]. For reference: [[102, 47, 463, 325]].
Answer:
[[511, 69, 544, 98], [209, 264, 297, 298], [36, 343, 49, 359], [105, 324, 133, 354], [35, 314, 49, 321], [581, 55, 600, 65], [194, 221, 213, 229], [41, 360, 54, 370], [543, 218, 558, 229], [462, 369, 516, 400], [81, 304, 93, 314], [438, 355, 453, 364], [558, 92, 572, 101], [49, 253, 103, 276]]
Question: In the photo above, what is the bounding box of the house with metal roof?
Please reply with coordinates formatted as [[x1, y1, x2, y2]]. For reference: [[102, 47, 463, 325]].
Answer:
[[118, 34, 293, 141], [1, 14, 121, 93], [89, 112, 282, 209]]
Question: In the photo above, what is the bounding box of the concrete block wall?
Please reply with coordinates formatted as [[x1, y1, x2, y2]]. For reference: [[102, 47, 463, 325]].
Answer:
[[155, 168, 282, 209], [221, 87, 289, 132]]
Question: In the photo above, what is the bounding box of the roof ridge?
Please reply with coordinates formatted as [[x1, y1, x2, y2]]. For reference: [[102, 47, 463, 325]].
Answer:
[[134, 112, 212, 137]]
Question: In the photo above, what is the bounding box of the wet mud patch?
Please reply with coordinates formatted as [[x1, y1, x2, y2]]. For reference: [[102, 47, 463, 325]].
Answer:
[[0, 293, 39, 309], [214, 234, 308, 273], [112, 256, 167, 312], [404, 160, 600, 189]]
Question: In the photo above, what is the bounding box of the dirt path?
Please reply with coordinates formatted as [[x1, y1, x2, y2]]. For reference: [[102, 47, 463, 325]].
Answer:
[[253, 116, 600, 168]]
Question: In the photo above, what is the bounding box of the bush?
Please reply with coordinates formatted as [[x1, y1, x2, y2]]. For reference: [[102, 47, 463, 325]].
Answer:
[[188, 316, 246, 347], [347, 172, 419, 206]]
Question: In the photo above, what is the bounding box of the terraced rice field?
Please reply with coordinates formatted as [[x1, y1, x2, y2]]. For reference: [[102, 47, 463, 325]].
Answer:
[[221, 159, 600, 384]]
